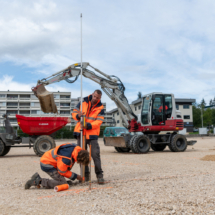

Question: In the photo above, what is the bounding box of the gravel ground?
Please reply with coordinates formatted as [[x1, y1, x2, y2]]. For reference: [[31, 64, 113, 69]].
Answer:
[[1, 137, 215, 214]]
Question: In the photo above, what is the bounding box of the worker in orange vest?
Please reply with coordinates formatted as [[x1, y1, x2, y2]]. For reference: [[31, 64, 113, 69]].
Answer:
[[72, 90, 105, 184], [25, 143, 89, 189]]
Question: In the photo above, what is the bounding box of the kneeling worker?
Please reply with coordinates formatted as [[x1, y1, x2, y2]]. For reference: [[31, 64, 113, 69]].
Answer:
[[25, 143, 89, 189]]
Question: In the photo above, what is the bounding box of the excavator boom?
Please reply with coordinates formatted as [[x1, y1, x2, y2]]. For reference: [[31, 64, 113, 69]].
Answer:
[[32, 62, 137, 128]]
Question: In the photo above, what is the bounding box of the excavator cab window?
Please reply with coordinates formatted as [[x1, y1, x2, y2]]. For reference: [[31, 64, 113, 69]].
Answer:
[[141, 95, 151, 125], [152, 95, 164, 125], [151, 94, 173, 125], [164, 95, 172, 120]]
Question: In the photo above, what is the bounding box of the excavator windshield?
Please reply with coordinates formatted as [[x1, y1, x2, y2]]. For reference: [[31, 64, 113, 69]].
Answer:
[[141, 95, 151, 125]]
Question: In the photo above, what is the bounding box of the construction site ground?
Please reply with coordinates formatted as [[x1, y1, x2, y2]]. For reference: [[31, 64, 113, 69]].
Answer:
[[1, 137, 215, 214]]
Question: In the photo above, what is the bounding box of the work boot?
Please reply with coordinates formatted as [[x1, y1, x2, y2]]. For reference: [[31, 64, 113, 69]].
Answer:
[[25, 173, 41, 189], [97, 176, 105, 185]]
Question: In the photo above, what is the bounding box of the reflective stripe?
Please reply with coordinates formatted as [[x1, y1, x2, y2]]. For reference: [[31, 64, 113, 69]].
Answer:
[[51, 149, 57, 161], [69, 172, 75, 180], [73, 111, 78, 113], [40, 163, 54, 168], [86, 117, 96, 120], [97, 118, 104, 122], [57, 168, 67, 174]]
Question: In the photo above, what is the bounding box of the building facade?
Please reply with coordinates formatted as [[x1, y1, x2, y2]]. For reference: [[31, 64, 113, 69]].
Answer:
[[0, 91, 113, 128], [0, 91, 71, 128], [108, 97, 195, 132]]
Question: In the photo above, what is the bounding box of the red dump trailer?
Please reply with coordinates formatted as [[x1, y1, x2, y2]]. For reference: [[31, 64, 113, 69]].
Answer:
[[0, 114, 70, 157]]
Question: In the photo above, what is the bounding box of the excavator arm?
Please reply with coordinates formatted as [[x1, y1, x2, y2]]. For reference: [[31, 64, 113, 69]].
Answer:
[[32, 62, 138, 129]]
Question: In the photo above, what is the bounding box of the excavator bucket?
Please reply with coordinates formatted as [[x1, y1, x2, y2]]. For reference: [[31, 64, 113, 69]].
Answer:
[[32, 84, 58, 114], [104, 136, 127, 147]]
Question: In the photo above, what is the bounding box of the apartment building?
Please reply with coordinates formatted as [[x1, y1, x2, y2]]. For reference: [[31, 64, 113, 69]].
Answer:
[[71, 97, 113, 126], [108, 97, 195, 132], [0, 91, 71, 128]]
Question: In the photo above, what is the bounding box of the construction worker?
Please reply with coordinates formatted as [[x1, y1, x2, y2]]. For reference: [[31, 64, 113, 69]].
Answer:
[[72, 90, 105, 184], [25, 143, 89, 189]]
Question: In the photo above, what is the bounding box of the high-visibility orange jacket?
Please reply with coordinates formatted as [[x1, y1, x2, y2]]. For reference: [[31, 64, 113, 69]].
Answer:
[[40, 143, 82, 180], [72, 94, 104, 140]]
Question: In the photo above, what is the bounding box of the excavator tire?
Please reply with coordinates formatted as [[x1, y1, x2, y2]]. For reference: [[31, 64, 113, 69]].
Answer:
[[131, 135, 151, 154], [129, 135, 139, 152], [115, 147, 131, 153], [168, 134, 187, 152], [33, 135, 56, 157], [0, 140, 11, 156], [151, 144, 166, 151]]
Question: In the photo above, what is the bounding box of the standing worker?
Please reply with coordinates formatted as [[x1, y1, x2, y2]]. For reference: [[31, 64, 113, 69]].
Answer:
[[25, 143, 89, 189], [72, 90, 105, 184]]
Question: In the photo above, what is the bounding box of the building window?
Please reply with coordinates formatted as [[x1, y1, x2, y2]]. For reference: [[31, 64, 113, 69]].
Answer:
[[183, 105, 189, 109], [117, 112, 119, 115], [113, 114, 114, 117], [0, 102, 6, 106], [135, 107, 137, 111], [184, 115, 190, 119], [0, 94, 6, 98], [117, 120, 119, 123], [138, 105, 141, 110], [176, 104, 179, 110]]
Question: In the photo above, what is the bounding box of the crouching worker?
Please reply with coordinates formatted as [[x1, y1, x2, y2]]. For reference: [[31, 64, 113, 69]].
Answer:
[[25, 143, 89, 189]]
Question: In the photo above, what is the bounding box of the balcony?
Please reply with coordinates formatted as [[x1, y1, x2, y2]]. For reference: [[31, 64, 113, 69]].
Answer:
[[19, 107, 30, 109], [7, 97, 18, 100], [20, 95, 31, 100], [60, 96, 70, 100]]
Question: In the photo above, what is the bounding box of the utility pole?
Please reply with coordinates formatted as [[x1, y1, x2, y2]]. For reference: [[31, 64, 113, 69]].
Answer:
[[201, 105, 203, 127]]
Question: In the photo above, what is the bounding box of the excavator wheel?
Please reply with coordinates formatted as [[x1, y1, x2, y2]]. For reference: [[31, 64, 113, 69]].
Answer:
[[151, 144, 166, 151], [114, 147, 131, 153], [0, 140, 11, 156], [129, 135, 138, 152], [130, 135, 151, 154], [33, 135, 56, 157], [168, 134, 187, 152]]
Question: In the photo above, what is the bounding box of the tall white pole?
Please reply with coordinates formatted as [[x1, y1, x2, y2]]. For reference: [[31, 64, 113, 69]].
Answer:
[[201, 106, 203, 127], [80, 13, 83, 176]]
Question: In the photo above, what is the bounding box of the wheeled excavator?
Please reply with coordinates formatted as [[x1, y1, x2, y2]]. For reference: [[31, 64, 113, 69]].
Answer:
[[32, 62, 196, 154]]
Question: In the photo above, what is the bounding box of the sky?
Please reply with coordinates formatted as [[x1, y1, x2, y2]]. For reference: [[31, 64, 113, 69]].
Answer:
[[1, 0, 215, 110]]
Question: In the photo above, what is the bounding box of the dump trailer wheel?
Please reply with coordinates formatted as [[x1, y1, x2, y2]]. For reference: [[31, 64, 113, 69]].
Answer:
[[2, 146, 11, 156], [33, 135, 56, 157], [115, 147, 131, 153], [131, 135, 151, 154], [151, 144, 166, 151], [0, 140, 11, 156], [168, 134, 187, 152]]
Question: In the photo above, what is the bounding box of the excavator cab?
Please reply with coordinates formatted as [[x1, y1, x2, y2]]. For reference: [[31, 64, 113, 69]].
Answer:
[[140, 93, 181, 127]]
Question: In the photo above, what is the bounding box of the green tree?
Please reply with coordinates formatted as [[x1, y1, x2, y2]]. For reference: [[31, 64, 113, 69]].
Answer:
[[137, 92, 142, 99], [200, 98, 206, 107], [192, 105, 201, 127], [209, 99, 213, 106], [203, 108, 212, 127], [211, 109, 215, 125]]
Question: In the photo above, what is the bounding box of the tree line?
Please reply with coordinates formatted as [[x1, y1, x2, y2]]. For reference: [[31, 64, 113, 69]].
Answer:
[[193, 98, 215, 128]]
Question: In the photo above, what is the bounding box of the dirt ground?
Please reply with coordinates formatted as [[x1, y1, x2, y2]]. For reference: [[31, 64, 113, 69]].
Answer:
[[1, 137, 215, 214]]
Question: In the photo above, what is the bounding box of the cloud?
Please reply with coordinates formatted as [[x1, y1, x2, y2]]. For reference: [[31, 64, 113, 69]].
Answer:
[[1, 0, 215, 109]]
